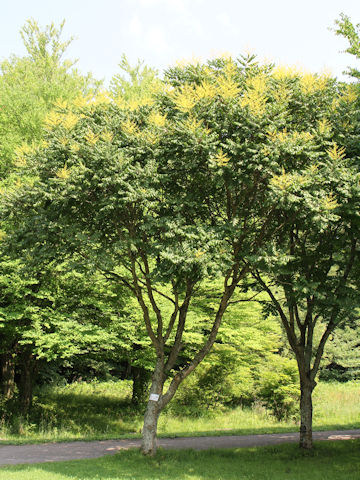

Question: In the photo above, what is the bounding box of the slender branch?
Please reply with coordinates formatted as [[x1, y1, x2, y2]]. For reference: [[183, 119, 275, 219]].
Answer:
[[139, 252, 163, 340], [129, 254, 161, 354]]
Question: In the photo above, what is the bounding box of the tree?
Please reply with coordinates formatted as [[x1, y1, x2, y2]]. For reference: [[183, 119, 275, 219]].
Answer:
[[4, 55, 354, 453], [2, 55, 289, 454], [0, 18, 100, 176], [334, 14, 360, 80], [248, 71, 360, 448], [0, 18, 100, 410]]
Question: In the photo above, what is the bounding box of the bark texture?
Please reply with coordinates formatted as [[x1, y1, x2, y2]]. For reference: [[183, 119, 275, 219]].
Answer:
[[1, 353, 15, 399], [141, 360, 164, 456], [299, 380, 314, 449]]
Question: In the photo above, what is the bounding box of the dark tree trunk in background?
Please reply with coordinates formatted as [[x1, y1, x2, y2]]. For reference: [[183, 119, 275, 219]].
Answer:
[[1, 353, 15, 399], [18, 351, 37, 414], [132, 367, 151, 408]]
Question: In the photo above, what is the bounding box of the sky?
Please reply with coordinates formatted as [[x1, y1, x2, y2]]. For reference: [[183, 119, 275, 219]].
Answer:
[[1, 0, 360, 85]]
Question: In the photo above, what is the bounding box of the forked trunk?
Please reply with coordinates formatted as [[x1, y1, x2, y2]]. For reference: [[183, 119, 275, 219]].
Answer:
[[299, 380, 313, 449]]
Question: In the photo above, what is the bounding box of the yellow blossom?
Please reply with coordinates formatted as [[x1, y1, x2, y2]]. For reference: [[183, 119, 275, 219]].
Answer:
[[73, 96, 87, 108], [93, 91, 112, 105], [195, 80, 217, 100], [141, 130, 158, 145], [53, 98, 68, 110], [85, 130, 100, 145], [63, 113, 79, 130], [183, 117, 204, 134], [58, 136, 69, 147], [44, 111, 63, 128], [240, 74, 268, 116], [300, 72, 330, 95], [121, 119, 139, 136], [101, 130, 114, 143], [172, 84, 197, 112], [216, 61, 240, 100], [271, 168, 293, 191], [213, 149, 230, 167], [317, 118, 332, 136], [272, 65, 303, 81], [39, 140, 49, 150], [70, 143, 80, 153], [326, 143, 346, 161], [148, 111, 167, 128], [56, 164, 71, 180], [195, 250, 205, 258], [322, 193, 338, 210], [342, 85, 358, 104], [114, 96, 127, 108]]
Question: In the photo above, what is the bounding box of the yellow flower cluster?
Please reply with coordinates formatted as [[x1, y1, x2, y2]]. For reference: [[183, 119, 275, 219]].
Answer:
[[341, 85, 358, 104], [14, 143, 34, 167], [326, 143, 346, 161], [317, 119, 332, 136], [148, 110, 167, 128], [240, 74, 268, 117], [213, 149, 230, 167], [56, 164, 71, 180], [272, 65, 303, 81], [121, 119, 139, 136], [183, 116, 205, 134], [322, 193, 338, 210], [270, 168, 293, 191], [172, 84, 197, 112], [194, 80, 217, 100], [85, 130, 100, 145], [216, 60, 240, 100], [44, 110, 79, 131], [267, 129, 313, 145], [300, 73, 329, 95], [101, 130, 114, 143]]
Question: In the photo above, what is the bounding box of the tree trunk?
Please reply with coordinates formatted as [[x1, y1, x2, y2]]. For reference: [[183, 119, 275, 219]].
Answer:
[[141, 360, 164, 456], [132, 367, 151, 408], [299, 380, 314, 449], [18, 351, 36, 414], [1, 353, 15, 399]]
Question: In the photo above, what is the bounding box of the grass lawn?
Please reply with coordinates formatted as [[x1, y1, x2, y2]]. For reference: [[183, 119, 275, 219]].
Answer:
[[1, 380, 359, 444], [0, 441, 359, 480]]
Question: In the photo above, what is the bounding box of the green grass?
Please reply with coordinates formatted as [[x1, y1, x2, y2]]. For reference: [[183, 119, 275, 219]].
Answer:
[[1, 441, 360, 479], [1, 380, 359, 444]]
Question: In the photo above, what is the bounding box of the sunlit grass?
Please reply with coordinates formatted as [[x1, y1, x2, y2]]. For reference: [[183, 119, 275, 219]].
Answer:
[[1, 441, 360, 480], [0, 380, 359, 444]]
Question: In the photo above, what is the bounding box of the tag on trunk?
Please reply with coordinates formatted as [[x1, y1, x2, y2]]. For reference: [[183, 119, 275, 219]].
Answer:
[[149, 393, 160, 402]]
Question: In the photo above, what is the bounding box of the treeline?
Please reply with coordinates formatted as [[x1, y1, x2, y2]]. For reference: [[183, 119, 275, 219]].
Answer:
[[0, 17, 359, 456]]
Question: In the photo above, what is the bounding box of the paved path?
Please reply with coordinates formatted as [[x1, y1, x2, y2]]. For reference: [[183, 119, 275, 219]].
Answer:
[[0, 429, 359, 465]]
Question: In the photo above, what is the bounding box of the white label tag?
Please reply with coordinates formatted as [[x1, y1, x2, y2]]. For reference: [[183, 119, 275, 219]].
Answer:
[[149, 393, 160, 402]]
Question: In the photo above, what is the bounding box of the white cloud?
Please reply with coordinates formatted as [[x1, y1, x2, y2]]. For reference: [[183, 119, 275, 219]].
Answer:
[[128, 15, 143, 37]]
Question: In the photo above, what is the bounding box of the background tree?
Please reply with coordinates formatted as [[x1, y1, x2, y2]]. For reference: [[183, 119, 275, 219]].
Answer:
[[334, 13, 360, 81], [0, 19, 100, 411], [0, 18, 100, 176]]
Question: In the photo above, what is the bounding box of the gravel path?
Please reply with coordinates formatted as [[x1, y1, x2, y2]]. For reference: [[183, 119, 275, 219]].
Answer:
[[0, 429, 359, 465]]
